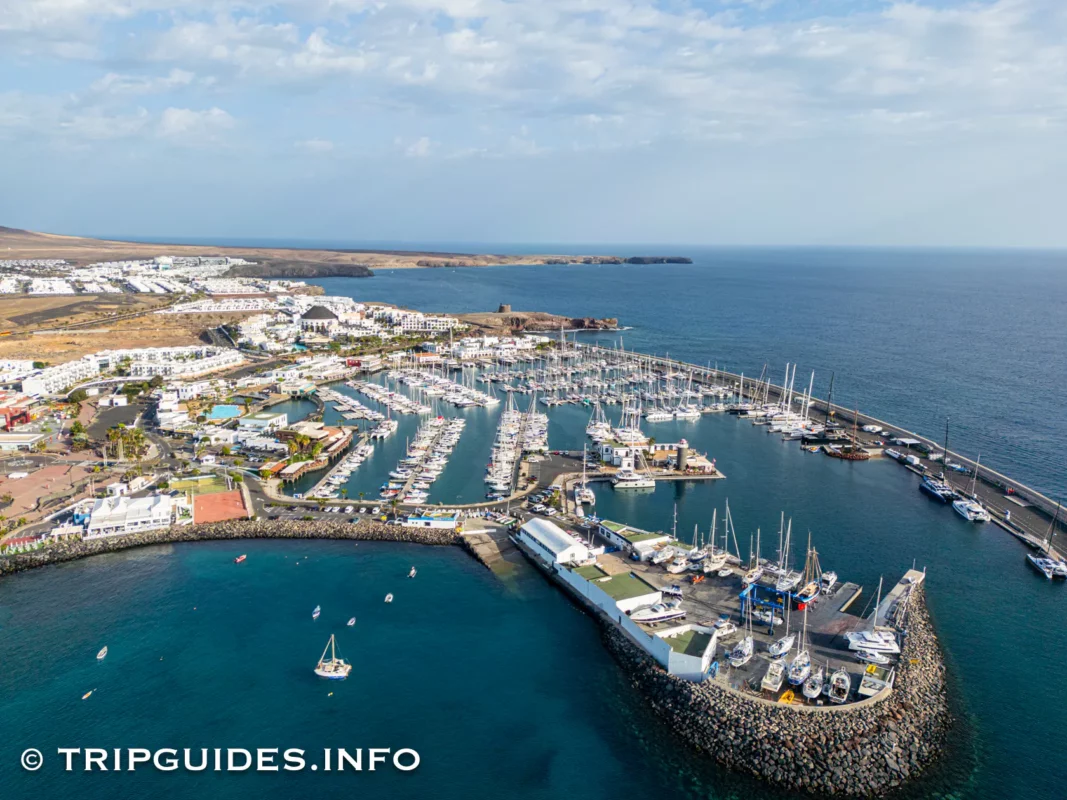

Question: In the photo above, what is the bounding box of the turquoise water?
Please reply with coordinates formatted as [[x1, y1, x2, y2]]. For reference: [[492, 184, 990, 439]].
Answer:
[[3, 251, 1067, 799]]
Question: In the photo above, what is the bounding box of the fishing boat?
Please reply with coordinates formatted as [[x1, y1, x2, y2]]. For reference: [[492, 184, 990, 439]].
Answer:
[[828, 668, 851, 704], [96, 646, 108, 661], [384, 593, 394, 603], [346, 617, 356, 627], [762, 660, 786, 693], [802, 664, 825, 699], [855, 649, 890, 666], [313, 634, 352, 680], [312, 605, 321, 620], [408, 566, 417, 578], [234, 554, 247, 564]]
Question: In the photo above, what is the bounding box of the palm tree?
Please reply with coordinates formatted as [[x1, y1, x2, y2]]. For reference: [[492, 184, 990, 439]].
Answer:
[[340, 488, 348, 500]]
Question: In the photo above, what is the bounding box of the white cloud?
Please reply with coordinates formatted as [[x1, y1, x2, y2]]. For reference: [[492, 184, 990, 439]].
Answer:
[[158, 107, 234, 141], [295, 137, 335, 153], [404, 136, 434, 157], [91, 69, 196, 95]]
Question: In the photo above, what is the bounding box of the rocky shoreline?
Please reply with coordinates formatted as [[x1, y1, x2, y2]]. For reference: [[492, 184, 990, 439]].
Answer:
[[601, 585, 950, 796], [0, 519, 459, 577]]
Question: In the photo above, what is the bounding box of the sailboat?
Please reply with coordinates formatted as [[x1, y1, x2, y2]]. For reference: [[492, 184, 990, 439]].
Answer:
[[845, 577, 901, 654], [743, 529, 763, 585], [96, 646, 108, 661], [828, 667, 851, 704], [768, 600, 795, 658], [952, 455, 990, 521], [576, 444, 596, 505], [787, 606, 812, 686], [774, 518, 803, 592], [313, 634, 352, 680], [728, 601, 754, 667], [793, 533, 822, 605], [802, 662, 825, 699]]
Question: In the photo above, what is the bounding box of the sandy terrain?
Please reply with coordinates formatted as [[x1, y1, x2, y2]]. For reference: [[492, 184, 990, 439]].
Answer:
[[0, 226, 604, 270], [0, 294, 258, 362]]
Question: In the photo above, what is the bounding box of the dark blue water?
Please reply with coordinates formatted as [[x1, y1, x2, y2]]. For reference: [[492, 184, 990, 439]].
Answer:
[[312, 247, 1067, 500]]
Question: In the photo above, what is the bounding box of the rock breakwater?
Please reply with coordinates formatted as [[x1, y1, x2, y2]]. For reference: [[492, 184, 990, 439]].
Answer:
[[601, 586, 950, 796], [0, 519, 459, 576]]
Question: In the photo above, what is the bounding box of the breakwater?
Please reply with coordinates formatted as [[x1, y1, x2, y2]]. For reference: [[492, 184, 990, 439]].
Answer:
[[0, 519, 459, 576], [601, 585, 950, 797]]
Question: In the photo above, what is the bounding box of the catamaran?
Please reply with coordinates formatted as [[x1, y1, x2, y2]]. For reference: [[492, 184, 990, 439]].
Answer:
[[952, 454, 990, 521], [845, 577, 901, 654], [313, 634, 352, 680]]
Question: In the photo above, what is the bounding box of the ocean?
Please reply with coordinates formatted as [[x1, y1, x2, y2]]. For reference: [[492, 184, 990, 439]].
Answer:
[[2, 246, 1066, 800]]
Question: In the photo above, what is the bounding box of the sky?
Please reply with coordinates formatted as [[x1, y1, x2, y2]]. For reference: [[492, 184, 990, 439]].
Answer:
[[1, 0, 1065, 247]]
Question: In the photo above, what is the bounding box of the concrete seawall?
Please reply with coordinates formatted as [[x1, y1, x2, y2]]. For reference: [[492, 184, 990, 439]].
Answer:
[[0, 519, 459, 576], [601, 585, 950, 796]]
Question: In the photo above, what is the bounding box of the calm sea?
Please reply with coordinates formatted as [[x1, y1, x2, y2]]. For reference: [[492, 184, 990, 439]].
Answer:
[[2, 246, 1066, 800]]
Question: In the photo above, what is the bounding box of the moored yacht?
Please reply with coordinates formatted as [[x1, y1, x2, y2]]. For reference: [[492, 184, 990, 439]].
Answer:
[[953, 497, 991, 523]]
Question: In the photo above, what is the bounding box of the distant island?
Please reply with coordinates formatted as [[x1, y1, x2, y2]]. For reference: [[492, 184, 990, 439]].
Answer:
[[0, 226, 690, 278]]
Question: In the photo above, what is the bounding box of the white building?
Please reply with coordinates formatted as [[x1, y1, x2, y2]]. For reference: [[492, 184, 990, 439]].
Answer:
[[86, 494, 174, 538], [21, 358, 100, 396], [517, 518, 591, 566], [238, 411, 288, 432]]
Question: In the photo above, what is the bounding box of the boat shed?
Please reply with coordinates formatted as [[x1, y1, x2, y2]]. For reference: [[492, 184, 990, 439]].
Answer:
[[518, 518, 590, 566]]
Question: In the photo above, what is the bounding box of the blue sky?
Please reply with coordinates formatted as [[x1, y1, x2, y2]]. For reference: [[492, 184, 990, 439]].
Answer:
[[1, 0, 1064, 246]]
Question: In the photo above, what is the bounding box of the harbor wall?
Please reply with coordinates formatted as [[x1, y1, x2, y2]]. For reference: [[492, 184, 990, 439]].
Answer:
[[0, 519, 459, 577], [602, 584, 950, 797]]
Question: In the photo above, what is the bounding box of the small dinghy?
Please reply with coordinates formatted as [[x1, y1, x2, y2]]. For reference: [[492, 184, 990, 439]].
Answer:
[[384, 594, 394, 603], [346, 617, 356, 627]]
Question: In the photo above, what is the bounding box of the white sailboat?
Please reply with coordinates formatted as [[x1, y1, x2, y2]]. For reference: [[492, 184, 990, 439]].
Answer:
[[768, 600, 795, 658], [313, 634, 352, 680], [787, 607, 812, 686], [802, 663, 825, 699], [728, 600, 754, 667], [576, 444, 596, 505]]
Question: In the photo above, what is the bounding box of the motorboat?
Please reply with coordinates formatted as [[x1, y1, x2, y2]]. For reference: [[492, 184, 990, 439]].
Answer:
[[820, 570, 838, 592], [762, 660, 786, 693], [855, 649, 890, 666], [312, 605, 321, 620], [612, 472, 656, 490], [753, 608, 784, 627], [802, 665, 825, 699], [314, 635, 352, 680], [408, 566, 417, 578], [828, 668, 851, 704], [346, 617, 356, 627], [234, 554, 247, 564], [384, 593, 394, 603], [630, 601, 686, 624], [652, 547, 676, 566], [662, 584, 684, 598], [666, 557, 690, 575], [96, 646, 108, 661], [953, 498, 991, 523]]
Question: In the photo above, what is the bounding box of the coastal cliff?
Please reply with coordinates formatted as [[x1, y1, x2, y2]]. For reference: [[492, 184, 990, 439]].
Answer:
[[418, 255, 692, 268], [601, 586, 950, 797], [225, 262, 374, 279]]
